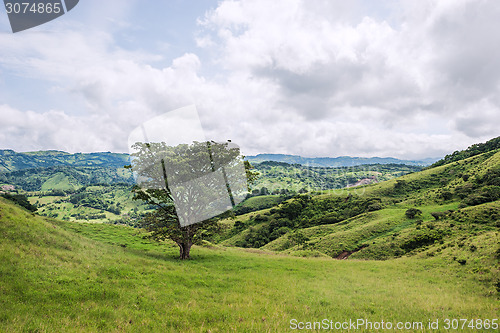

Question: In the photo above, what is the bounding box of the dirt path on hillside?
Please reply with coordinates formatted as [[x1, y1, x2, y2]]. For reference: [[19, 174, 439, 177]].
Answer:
[[335, 244, 368, 259]]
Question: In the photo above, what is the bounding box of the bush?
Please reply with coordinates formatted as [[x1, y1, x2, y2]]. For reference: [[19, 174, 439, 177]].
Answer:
[[269, 227, 291, 240], [318, 211, 342, 225], [254, 214, 269, 222], [430, 212, 445, 220], [367, 203, 382, 211], [234, 221, 246, 230], [1, 193, 37, 212], [50, 189, 66, 196], [278, 201, 303, 219], [405, 208, 422, 219], [401, 230, 445, 251], [464, 185, 500, 206], [440, 191, 453, 200], [288, 230, 309, 247]]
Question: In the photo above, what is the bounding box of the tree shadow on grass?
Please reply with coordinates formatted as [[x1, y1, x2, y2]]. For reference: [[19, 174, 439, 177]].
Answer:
[[122, 244, 226, 263]]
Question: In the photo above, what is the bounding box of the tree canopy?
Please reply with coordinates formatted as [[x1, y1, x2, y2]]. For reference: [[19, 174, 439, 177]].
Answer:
[[128, 140, 257, 259]]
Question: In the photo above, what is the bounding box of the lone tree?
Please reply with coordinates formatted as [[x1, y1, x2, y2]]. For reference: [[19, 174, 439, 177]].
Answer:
[[128, 141, 257, 259]]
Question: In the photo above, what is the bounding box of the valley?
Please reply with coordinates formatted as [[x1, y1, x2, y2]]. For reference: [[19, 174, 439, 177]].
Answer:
[[0, 137, 499, 331]]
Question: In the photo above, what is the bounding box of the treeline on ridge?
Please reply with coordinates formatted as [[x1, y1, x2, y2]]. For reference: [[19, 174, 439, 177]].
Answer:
[[430, 136, 500, 168]]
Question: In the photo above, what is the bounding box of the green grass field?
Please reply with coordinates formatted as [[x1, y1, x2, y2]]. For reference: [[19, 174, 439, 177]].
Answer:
[[1, 197, 499, 332], [2, 144, 500, 332]]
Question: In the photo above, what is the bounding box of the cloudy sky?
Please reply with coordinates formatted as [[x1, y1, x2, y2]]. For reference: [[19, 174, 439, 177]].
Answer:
[[1, 0, 499, 159]]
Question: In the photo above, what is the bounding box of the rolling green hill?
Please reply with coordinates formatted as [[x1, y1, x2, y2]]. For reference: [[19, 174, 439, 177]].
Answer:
[[0, 150, 130, 172], [0, 150, 134, 193], [0, 165, 134, 192], [217, 147, 500, 293], [0, 150, 423, 225], [430, 136, 500, 168], [0, 151, 419, 194], [1, 138, 499, 331], [1, 197, 498, 332], [28, 184, 150, 225], [251, 161, 421, 192]]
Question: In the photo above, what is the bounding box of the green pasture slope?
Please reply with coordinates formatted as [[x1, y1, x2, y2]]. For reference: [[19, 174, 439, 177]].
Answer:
[[1, 139, 500, 331], [0, 199, 499, 332], [220, 148, 500, 291]]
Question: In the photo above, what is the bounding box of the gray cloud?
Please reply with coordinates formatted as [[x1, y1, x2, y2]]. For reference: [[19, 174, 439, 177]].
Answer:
[[1, 0, 499, 160], [197, 0, 500, 156]]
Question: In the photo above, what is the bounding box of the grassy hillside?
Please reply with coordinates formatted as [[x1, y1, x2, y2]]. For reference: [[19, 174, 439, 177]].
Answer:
[[1, 140, 499, 330], [250, 161, 421, 193], [0, 152, 422, 226], [218, 149, 500, 293], [1, 197, 499, 332], [232, 194, 290, 215], [430, 135, 500, 168]]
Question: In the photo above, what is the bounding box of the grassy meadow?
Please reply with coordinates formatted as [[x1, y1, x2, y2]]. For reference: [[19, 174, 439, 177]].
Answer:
[[1, 142, 500, 331], [0, 197, 499, 332]]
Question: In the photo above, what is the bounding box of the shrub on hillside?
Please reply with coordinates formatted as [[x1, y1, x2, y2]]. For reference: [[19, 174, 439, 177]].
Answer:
[[454, 183, 475, 199], [475, 166, 500, 186], [401, 229, 445, 252], [1, 193, 37, 212], [430, 212, 445, 220], [463, 185, 500, 206], [367, 202, 382, 211], [288, 230, 309, 247], [50, 189, 66, 196], [439, 190, 453, 201], [254, 214, 269, 222], [405, 208, 422, 219]]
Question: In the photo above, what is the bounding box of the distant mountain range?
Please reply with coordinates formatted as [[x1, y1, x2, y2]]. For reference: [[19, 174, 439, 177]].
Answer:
[[0, 149, 438, 173], [245, 154, 438, 167]]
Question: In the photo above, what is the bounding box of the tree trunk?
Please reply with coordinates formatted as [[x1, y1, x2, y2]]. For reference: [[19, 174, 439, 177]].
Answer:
[[178, 241, 193, 260]]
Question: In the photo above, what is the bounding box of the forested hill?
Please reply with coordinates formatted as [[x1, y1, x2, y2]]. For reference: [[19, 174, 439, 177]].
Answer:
[[245, 154, 437, 167], [429, 136, 500, 168], [0, 150, 423, 192], [0, 149, 437, 173], [0, 150, 130, 172]]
